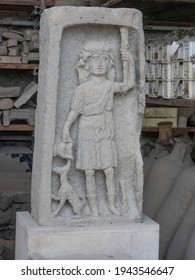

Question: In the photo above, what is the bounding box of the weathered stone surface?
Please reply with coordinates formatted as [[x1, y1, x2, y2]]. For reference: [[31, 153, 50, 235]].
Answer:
[[7, 39, 18, 48], [0, 208, 12, 225], [14, 81, 38, 109], [0, 55, 21, 64], [31, 6, 145, 226], [0, 87, 21, 98], [3, 108, 35, 126], [1, 31, 23, 42], [0, 45, 7, 56], [0, 193, 13, 210], [8, 46, 20, 56], [0, 225, 15, 240], [0, 98, 13, 110], [0, 189, 30, 259], [0, 239, 15, 260]]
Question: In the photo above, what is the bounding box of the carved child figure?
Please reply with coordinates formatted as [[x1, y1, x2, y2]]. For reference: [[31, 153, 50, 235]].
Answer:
[[55, 28, 135, 217]]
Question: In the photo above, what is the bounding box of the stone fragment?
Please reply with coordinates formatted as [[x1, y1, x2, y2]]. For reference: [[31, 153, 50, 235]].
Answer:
[[7, 39, 18, 48], [0, 55, 21, 63], [1, 32, 23, 42], [0, 208, 12, 225], [0, 193, 13, 210], [28, 52, 39, 62], [14, 81, 38, 108], [0, 98, 14, 110], [8, 46, 20, 56], [3, 108, 35, 126], [0, 45, 7, 56], [24, 30, 39, 42], [0, 87, 21, 98], [29, 41, 39, 51], [21, 41, 29, 54], [21, 53, 28, 63]]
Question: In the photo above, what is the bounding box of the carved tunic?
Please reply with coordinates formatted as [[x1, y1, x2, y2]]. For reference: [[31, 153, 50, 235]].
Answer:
[[71, 79, 118, 170]]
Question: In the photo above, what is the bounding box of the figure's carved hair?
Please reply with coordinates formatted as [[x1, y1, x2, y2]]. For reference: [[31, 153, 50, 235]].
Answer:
[[77, 41, 115, 83]]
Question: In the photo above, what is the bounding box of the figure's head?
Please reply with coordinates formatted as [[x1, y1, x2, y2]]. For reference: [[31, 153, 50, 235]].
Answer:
[[77, 42, 115, 83]]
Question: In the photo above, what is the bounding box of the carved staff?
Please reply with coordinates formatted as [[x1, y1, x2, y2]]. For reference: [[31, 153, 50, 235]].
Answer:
[[120, 27, 129, 89], [120, 27, 135, 91]]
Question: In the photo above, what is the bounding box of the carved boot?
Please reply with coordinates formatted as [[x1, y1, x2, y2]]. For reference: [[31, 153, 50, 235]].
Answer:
[[87, 195, 99, 217], [107, 193, 120, 216]]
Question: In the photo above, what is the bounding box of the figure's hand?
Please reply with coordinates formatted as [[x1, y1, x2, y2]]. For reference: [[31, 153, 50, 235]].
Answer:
[[121, 49, 130, 62], [121, 49, 134, 63]]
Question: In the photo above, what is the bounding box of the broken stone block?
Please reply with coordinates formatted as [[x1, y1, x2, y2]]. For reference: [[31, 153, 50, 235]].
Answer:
[[21, 53, 28, 64], [0, 46, 7, 56], [24, 30, 39, 42], [0, 208, 12, 225], [27, 52, 39, 62], [14, 81, 38, 109], [21, 41, 29, 54], [0, 87, 21, 98], [3, 108, 35, 126], [1, 40, 8, 46], [1, 32, 23, 42], [0, 193, 13, 211], [7, 39, 18, 48], [8, 46, 20, 56], [0, 98, 13, 110], [29, 41, 39, 52], [0, 55, 21, 63]]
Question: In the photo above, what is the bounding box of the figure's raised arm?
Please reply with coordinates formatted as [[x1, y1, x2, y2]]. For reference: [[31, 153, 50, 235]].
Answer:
[[114, 27, 135, 93]]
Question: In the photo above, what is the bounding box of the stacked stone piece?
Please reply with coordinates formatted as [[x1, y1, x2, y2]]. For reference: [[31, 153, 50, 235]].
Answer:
[[0, 82, 37, 126], [0, 29, 39, 64]]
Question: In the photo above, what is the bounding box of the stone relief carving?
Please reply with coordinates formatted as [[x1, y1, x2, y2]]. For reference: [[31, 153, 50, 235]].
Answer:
[[51, 160, 85, 218], [52, 27, 136, 219]]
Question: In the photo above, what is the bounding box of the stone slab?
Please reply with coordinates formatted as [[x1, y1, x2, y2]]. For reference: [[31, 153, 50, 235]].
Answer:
[[0, 87, 21, 98], [15, 212, 159, 260], [0, 98, 13, 110], [3, 108, 35, 126], [0, 55, 21, 64], [31, 6, 145, 226], [14, 81, 38, 108]]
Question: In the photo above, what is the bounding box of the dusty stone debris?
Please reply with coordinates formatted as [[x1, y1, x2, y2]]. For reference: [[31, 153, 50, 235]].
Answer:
[[0, 191, 30, 260]]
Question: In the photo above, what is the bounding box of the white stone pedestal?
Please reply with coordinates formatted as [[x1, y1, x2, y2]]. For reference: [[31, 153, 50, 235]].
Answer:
[[15, 212, 159, 260]]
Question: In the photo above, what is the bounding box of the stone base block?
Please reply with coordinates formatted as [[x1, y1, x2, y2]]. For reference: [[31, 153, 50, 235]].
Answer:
[[15, 212, 159, 260]]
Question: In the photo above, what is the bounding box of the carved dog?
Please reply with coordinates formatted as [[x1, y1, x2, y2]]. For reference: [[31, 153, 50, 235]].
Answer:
[[51, 160, 85, 218]]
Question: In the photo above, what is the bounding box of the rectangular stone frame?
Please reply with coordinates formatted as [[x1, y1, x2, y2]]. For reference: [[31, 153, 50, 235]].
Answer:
[[31, 7, 145, 225]]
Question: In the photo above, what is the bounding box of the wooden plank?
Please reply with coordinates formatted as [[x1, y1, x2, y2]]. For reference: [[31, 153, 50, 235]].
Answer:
[[0, 63, 38, 69], [142, 126, 195, 132], [45, 0, 55, 6], [146, 97, 195, 108], [0, 124, 34, 131]]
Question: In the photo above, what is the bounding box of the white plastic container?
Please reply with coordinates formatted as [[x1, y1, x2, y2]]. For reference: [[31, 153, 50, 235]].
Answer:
[[172, 61, 183, 79], [146, 62, 154, 80], [183, 61, 195, 79], [183, 41, 195, 60], [146, 44, 153, 62], [162, 80, 175, 99], [183, 80, 195, 98], [162, 44, 172, 62], [148, 80, 162, 98], [162, 63, 172, 79]]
